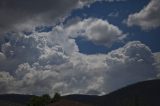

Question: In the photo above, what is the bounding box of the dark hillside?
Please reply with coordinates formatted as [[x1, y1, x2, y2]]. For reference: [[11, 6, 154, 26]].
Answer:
[[0, 94, 33, 105], [1, 79, 160, 106], [64, 79, 160, 106], [0, 100, 26, 106]]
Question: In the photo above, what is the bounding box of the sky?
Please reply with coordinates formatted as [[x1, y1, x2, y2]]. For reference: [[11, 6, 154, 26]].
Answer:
[[0, 0, 160, 96]]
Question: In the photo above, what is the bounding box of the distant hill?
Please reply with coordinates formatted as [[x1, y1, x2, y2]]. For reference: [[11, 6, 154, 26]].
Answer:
[[64, 79, 160, 106], [0, 94, 33, 106], [1, 79, 160, 106], [0, 100, 25, 106]]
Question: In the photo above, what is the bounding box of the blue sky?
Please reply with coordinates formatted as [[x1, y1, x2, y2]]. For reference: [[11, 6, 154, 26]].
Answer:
[[64, 0, 160, 54], [18, 0, 160, 54]]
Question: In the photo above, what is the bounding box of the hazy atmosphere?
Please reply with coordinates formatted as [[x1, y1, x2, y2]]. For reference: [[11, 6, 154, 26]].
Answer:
[[0, 0, 160, 96]]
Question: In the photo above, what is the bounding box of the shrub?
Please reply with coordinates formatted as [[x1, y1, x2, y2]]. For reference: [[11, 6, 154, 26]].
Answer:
[[28, 94, 51, 106]]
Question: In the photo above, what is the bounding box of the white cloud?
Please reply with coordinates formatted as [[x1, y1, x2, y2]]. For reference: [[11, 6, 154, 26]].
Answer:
[[154, 52, 160, 73], [127, 0, 160, 30], [65, 18, 126, 47], [103, 41, 157, 92], [0, 71, 15, 93]]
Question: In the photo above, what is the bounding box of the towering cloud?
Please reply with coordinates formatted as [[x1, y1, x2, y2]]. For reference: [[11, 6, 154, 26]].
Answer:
[[0, 27, 158, 96], [103, 41, 157, 92]]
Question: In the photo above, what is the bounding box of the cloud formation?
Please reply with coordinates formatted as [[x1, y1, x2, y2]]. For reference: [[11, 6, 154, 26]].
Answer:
[[104, 41, 157, 92], [0, 0, 159, 96], [127, 0, 160, 30], [0, 27, 158, 96]]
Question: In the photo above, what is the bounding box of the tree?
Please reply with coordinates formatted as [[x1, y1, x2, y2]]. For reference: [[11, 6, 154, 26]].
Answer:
[[42, 94, 51, 105], [51, 92, 61, 103], [28, 94, 51, 106]]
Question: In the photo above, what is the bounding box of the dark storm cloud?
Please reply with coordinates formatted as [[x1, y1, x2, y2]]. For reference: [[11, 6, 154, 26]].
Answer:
[[0, 0, 87, 34], [0, 0, 127, 34]]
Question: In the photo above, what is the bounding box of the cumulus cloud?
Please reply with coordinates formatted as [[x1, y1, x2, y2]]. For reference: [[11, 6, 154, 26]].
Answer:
[[126, 0, 160, 30], [0, 30, 79, 72], [103, 41, 157, 92], [0, 30, 158, 96], [65, 18, 126, 47]]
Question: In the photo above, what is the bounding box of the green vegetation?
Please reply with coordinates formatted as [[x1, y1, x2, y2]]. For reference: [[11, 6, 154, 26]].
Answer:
[[28, 93, 61, 106]]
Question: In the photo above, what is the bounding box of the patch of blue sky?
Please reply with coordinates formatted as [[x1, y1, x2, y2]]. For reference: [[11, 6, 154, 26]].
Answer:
[[35, 26, 53, 33], [64, 0, 160, 54], [75, 36, 124, 54]]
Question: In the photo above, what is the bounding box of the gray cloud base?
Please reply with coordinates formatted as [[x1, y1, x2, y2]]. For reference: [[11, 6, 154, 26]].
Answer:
[[0, 0, 88, 34]]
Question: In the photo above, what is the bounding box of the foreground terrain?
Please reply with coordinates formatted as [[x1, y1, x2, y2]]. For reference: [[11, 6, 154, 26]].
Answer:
[[1, 79, 160, 106]]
